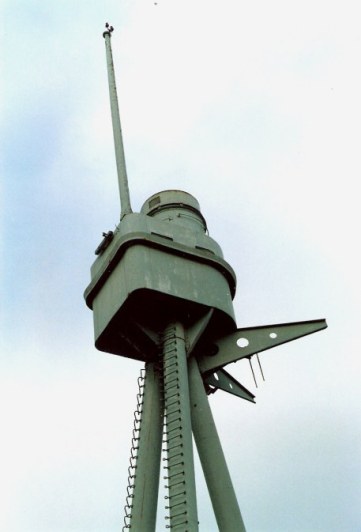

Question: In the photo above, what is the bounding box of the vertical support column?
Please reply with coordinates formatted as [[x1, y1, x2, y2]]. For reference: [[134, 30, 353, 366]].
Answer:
[[188, 357, 246, 532], [162, 322, 199, 531], [129, 362, 163, 531]]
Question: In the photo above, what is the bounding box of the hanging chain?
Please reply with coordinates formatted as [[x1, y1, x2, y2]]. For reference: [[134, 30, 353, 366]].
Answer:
[[122, 366, 146, 530]]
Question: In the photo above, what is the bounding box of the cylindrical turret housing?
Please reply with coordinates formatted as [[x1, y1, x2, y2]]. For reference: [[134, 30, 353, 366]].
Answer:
[[84, 190, 237, 361], [141, 190, 207, 233]]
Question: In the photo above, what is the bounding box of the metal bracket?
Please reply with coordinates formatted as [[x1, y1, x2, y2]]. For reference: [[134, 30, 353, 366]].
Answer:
[[134, 322, 160, 346], [186, 309, 214, 356], [95, 231, 114, 255], [198, 319, 327, 374], [203, 368, 256, 403]]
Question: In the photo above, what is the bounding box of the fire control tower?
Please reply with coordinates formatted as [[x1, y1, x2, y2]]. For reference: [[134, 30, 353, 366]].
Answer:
[[84, 25, 327, 531]]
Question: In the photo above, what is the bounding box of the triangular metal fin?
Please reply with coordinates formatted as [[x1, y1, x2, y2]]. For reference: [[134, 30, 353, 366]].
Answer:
[[186, 309, 214, 356], [203, 368, 256, 403], [199, 319, 327, 373]]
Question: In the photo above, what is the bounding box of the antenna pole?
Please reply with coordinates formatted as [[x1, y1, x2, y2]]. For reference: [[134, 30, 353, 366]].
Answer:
[[103, 25, 132, 218]]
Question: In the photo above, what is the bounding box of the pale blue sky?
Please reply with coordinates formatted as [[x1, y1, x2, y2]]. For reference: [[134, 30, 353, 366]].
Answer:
[[1, 1, 360, 531]]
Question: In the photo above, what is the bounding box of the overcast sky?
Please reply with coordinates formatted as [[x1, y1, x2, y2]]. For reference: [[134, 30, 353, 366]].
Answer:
[[1, 1, 360, 531]]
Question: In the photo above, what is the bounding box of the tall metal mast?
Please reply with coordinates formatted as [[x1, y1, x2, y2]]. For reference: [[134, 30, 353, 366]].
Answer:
[[103, 24, 132, 218], [84, 24, 327, 531]]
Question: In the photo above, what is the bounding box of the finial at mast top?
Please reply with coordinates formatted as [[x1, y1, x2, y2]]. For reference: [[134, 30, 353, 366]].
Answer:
[[103, 22, 114, 38]]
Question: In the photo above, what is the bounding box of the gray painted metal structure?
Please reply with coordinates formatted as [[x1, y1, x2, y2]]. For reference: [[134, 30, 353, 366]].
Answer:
[[84, 26, 327, 530], [103, 26, 132, 218]]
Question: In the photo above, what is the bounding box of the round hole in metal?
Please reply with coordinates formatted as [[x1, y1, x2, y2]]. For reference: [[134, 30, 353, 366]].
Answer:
[[237, 337, 249, 348]]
